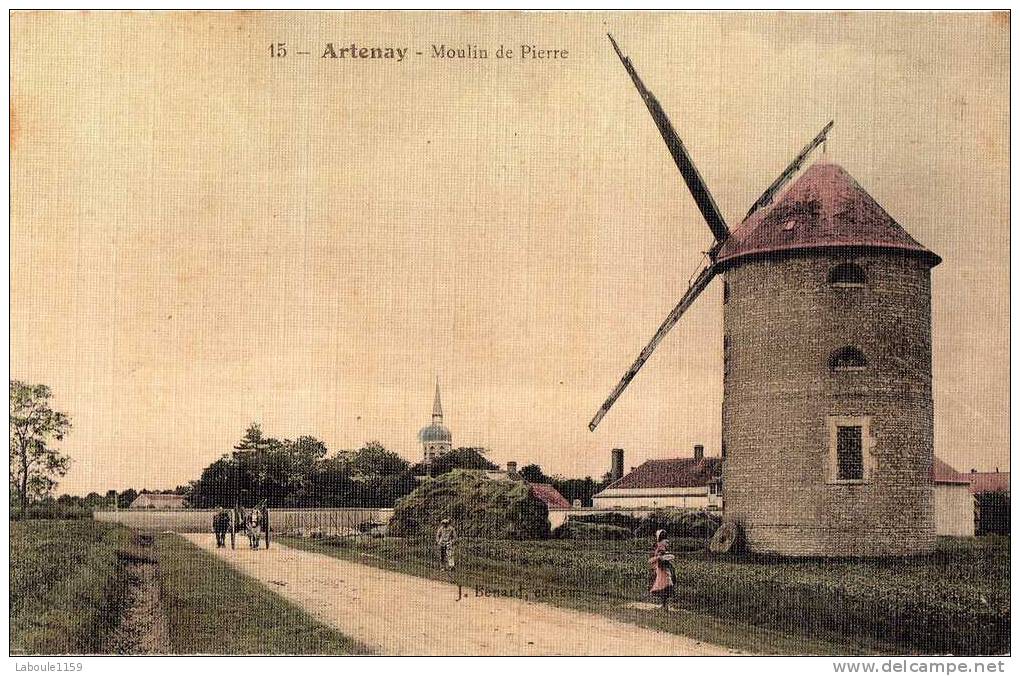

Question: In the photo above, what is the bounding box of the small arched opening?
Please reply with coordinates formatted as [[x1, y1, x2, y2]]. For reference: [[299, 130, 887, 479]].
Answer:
[[829, 346, 867, 372], [828, 262, 866, 287]]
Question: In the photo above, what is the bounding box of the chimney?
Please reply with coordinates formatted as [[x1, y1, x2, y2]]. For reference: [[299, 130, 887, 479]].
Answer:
[[611, 448, 624, 481], [694, 444, 704, 461], [507, 461, 517, 477]]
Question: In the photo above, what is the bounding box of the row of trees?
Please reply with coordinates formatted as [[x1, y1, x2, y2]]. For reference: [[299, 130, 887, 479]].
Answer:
[[9, 379, 610, 513], [187, 424, 503, 508]]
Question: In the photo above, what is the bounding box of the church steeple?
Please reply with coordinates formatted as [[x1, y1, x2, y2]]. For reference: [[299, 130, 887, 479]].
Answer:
[[432, 379, 443, 423], [420, 378, 452, 463]]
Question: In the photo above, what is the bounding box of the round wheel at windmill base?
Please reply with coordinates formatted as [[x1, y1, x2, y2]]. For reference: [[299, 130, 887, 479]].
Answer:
[[590, 35, 940, 557]]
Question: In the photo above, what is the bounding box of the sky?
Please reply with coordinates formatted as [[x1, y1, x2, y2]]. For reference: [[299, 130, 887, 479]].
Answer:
[[10, 12, 1010, 495]]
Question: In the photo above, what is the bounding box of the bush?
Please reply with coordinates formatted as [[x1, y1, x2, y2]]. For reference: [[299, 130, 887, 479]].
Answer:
[[388, 470, 550, 540], [634, 508, 721, 540], [552, 521, 633, 540]]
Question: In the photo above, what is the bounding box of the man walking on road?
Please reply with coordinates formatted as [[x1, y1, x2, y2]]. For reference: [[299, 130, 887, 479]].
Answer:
[[435, 518, 457, 570]]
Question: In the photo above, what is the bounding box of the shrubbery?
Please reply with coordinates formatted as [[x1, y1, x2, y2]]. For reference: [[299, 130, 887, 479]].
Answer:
[[388, 470, 550, 540], [634, 508, 721, 539], [567, 512, 641, 531]]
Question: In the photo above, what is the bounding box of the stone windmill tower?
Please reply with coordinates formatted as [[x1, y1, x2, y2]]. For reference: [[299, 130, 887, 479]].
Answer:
[[590, 36, 941, 557]]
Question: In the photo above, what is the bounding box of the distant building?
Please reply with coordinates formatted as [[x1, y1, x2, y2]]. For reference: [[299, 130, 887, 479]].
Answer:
[[129, 493, 186, 510], [527, 482, 571, 509], [419, 380, 452, 463], [969, 469, 1009, 495], [593, 446, 722, 510], [932, 459, 975, 537]]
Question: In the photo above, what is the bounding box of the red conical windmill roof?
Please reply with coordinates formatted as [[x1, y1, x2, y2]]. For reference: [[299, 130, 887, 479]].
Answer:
[[715, 162, 941, 268]]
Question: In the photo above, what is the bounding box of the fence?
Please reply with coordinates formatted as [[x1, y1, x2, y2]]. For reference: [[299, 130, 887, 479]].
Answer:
[[94, 508, 394, 536]]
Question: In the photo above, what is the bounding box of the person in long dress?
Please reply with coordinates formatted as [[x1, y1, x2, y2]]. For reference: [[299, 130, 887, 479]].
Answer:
[[649, 528, 675, 611]]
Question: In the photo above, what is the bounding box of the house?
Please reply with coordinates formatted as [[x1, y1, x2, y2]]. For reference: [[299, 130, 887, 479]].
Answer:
[[969, 469, 1009, 495], [129, 493, 187, 510], [932, 459, 975, 536], [593, 446, 722, 510], [527, 482, 571, 509]]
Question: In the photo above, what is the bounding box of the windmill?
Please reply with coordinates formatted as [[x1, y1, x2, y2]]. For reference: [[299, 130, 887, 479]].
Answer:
[[589, 34, 833, 432], [592, 35, 941, 557]]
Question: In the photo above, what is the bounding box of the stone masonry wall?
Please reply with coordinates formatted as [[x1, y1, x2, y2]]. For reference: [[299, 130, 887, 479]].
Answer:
[[722, 250, 936, 556]]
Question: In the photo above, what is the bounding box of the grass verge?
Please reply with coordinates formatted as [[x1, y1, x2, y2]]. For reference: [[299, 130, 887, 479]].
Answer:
[[154, 534, 371, 654], [11, 520, 135, 654], [280, 535, 1008, 656]]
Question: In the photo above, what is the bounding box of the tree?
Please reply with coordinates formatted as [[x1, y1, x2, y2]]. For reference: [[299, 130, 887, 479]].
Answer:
[[519, 463, 551, 483], [341, 441, 410, 478], [118, 488, 139, 508], [412, 447, 498, 476], [9, 381, 72, 516], [552, 477, 598, 507]]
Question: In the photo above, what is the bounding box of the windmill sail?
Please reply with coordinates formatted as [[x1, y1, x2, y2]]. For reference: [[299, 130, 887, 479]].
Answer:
[[743, 120, 835, 221], [589, 263, 717, 431], [607, 33, 729, 245]]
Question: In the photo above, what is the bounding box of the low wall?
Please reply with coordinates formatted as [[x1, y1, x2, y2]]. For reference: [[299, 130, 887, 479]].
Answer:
[[94, 508, 394, 535], [547, 507, 661, 529]]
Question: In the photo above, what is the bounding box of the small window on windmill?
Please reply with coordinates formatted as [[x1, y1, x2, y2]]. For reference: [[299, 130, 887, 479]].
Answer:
[[829, 346, 867, 373], [781, 219, 796, 232], [827, 415, 872, 484], [722, 281, 730, 304], [836, 426, 864, 481], [723, 335, 732, 376], [828, 262, 866, 287]]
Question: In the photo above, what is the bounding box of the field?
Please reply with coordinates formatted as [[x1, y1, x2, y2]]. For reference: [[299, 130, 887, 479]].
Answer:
[[282, 534, 1010, 655], [10, 520, 368, 655], [11, 520, 135, 654]]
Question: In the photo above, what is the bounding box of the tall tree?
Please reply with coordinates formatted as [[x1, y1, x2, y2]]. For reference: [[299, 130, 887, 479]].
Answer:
[[9, 381, 72, 516]]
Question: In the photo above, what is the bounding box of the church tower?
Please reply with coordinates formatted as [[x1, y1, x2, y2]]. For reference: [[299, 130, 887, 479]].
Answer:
[[419, 380, 452, 463]]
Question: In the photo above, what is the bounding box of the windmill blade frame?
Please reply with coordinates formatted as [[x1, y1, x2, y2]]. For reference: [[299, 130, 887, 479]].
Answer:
[[588, 262, 717, 431], [607, 33, 730, 245], [743, 120, 834, 222]]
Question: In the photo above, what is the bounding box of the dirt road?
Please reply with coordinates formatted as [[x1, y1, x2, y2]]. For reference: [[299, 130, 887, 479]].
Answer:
[[183, 534, 734, 656]]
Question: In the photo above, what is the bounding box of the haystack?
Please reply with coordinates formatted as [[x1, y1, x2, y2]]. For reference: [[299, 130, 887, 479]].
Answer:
[[388, 469, 550, 540]]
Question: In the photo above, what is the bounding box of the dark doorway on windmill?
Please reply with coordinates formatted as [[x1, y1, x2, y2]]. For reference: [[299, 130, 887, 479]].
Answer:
[[836, 426, 864, 481], [829, 346, 867, 372], [828, 262, 866, 287]]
